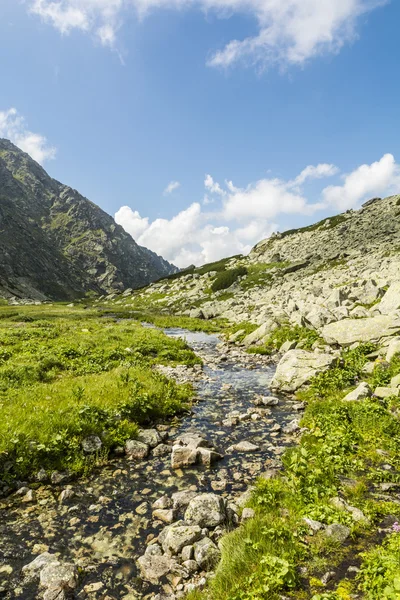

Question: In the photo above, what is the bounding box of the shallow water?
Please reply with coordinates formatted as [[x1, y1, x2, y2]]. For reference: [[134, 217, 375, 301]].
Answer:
[[0, 328, 297, 599]]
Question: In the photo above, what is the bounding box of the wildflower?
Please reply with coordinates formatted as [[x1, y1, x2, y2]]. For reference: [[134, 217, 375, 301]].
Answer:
[[392, 521, 400, 533]]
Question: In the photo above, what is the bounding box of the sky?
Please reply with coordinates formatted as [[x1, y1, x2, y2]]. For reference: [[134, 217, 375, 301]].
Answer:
[[1, 0, 400, 267]]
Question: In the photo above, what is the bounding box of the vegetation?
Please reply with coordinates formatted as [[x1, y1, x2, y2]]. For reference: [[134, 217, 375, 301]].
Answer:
[[240, 262, 289, 290], [0, 304, 198, 484], [248, 325, 322, 355], [190, 345, 400, 600], [211, 267, 248, 292]]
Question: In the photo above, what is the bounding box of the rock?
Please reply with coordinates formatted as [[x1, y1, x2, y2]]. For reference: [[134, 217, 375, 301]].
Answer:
[[181, 545, 194, 562], [280, 340, 297, 353], [153, 509, 176, 524], [374, 386, 398, 398], [391, 374, 400, 388], [303, 518, 323, 532], [193, 537, 221, 569], [58, 487, 75, 504], [228, 441, 260, 453], [171, 445, 198, 469], [172, 490, 198, 510], [159, 522, 202, 554], [50, 471, 69, 485], [153, 495, 173, 510], [137, 554, 175, 584], [306, 306, 335, 329], [185, 494, 226, 528], [153, 444, 171, 457], [343, 382, 372, 401], [385, 337, 400, 362], [138, 429, 162, 448], [22, 489, 36, 503], [283, 419, 300, 434], [271, 349, 338, 392], [321, 571, 336, 585], [43, 587, 69, 600], [242, 319, 279, 346], [322, 315, 400, 346], [125, 440, 149, 460], [378, 282, 400, 314], [176, 433, 210, 449], [197, 448, 223, 467], [22, 553, 59, 579], [81, 435, 102, 453], [241, 508, 255, 521], [325, 523, 350, 543], [40, 562, 78, 590]]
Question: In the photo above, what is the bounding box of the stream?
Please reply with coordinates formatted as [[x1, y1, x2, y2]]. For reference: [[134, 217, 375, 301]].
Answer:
[[0, 328, 300, 600]]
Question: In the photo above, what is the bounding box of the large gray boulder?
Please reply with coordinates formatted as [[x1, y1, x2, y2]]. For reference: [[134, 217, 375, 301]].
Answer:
[[343, 382, 372, 401], [184, 494, 226, 528], [39, 562, 78, 590], [378, 282, 400, 314], [270, 349, 338, 392], [322, 315, 400, 346]]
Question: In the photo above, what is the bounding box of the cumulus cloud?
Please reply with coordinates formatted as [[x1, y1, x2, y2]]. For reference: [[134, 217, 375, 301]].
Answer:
[[163, 180, 181, 195], [27, 0, 387, 69], [322, 153, 400, 210], [116, 154, 400, 267], [0, 108, 56, 164]]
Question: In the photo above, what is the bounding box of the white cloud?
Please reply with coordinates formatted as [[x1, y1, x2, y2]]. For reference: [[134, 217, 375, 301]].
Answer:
[[115, 154, 400, 267], [27, 0, 387, 69], [205, 174, 226, 196], [291, 163, 339, 187], [0, 108, 56, 164], [163, 180, 181, 195], [322, 153, 400, 210]]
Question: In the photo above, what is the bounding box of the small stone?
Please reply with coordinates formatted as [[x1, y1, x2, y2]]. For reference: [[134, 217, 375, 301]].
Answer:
[[241, 508, 255, 521], [81, 435, 102, 453], [185, 494, 226, 528], [153, 444, 171, 457], [153, 509, 176, 524], [84, 582, 104, 593], [228, 441, 260, 453], [58, 487, 74, 504], [153, 495, 173, 510], [321, 571, 336, 585], [194, 538, 221, 569], [181, 545, 194, 562], [40, 563, 78, 590], [303, 518, 323, 533], [138, 429, 161, 448], [325, 523, 350, 543]]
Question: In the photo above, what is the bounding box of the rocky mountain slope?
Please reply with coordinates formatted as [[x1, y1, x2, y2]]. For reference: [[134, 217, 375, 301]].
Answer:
[[117, 193, 400, 337], [0, 139, 177, 301]]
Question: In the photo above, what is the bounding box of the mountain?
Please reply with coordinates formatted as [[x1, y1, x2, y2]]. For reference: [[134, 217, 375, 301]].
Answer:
[[0, 139, 177, 300]]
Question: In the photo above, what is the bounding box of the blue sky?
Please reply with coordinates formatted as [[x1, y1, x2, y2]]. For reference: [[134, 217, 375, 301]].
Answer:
[[1, 0, 399, 266]]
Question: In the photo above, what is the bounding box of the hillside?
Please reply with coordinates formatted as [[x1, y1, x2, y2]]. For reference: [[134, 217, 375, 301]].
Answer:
[[0, 139, 177, 301]]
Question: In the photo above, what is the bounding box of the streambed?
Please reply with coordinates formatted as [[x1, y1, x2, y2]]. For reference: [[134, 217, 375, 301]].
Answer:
[[0, 328, 300, 599]]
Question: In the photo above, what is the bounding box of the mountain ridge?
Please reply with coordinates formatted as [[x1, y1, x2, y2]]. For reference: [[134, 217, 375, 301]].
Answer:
[[0, 139, 177, 300]]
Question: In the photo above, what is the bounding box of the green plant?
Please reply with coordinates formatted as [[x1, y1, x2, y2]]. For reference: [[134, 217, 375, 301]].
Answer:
[[211, 267, 248, 292]]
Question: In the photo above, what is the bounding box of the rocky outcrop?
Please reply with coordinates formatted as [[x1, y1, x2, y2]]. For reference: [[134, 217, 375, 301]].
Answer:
[[0, 138, 177, 300], [322, 315, 400, 346], [271, 349, 338, 392]]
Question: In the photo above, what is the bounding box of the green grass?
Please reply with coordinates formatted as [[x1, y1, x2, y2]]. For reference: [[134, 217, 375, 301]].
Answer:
[[211, 267, 248, 292], [0, 304, 198, 484], [189, 345, 400, 600], [240, 262, 289, 290], [247, 325, 322, 355]]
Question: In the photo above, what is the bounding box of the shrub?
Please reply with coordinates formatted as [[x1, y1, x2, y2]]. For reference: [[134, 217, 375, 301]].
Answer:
[[211, 267, 248, 292]]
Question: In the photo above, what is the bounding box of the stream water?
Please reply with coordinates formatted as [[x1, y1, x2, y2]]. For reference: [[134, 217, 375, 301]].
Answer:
[[0, 328, 299, 600]]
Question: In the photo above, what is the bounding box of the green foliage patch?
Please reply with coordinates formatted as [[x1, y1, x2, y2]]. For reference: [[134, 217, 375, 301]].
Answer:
[[211, 267, 248, 292]]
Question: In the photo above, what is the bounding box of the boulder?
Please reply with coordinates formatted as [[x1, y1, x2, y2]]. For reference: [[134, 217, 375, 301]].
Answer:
[[325, 523, 350, 543], [137, 429, 161, 448], [343, 382, 372, 401], [159, 522, 202, 554], [271, 349, 338, 392], [39, 563, 78, 590], [137, 554, 175, 584], [322, 315, 400, 346], [374, 386, 398, 398], [22, 553, 58, 579], [242, 319, 279, 346], [193, 537, 221, 569], [306, 306, 335, 329], [385, 337, 400, 362], [378, 282, 400, 314], [125, 440, 150, 460], [171, 445, 198, 469], [228, 441, 260, 453], [185, 494, 226, 528], [171, 490, 198, 510]]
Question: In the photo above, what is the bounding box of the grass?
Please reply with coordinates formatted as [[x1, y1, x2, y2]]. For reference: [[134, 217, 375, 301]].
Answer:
[[247, 325, 322, 355], [0, 304, 199, 484], [189, 345, 400, 600], [240, 262, 290, 290], [211, 267, 248, 292]]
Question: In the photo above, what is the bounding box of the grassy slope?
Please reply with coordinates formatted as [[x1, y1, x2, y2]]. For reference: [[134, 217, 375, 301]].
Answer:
[[0, 304, 199, 484], [189, 344, 400, 600]]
